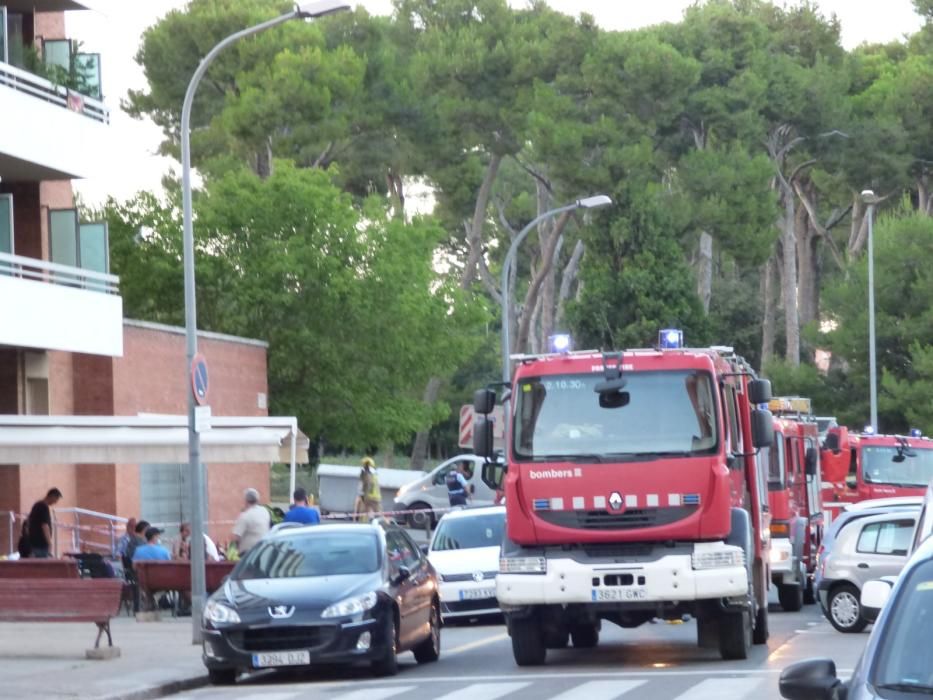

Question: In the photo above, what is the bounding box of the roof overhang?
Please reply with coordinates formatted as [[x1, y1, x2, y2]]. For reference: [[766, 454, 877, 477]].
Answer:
[[5, 0, 89, 11], [0, 415, 309, 465]]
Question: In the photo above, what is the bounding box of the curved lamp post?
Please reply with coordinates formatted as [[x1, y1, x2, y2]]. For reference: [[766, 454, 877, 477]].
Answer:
[[181, 1, 350, 643], [861, 189, 881, 433]]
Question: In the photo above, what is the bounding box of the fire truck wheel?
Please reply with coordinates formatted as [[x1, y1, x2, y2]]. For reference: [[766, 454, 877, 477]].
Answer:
[[511, 617, 547, 666], [570, 624, 599, 649], [718, 608, 752, 660], [778, 583, 804, 612], [752, 601, 769, 644], [803, 577, 817, 605]]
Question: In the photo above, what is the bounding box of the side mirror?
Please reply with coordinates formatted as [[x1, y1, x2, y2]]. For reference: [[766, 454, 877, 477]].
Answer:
[[419, 544, 429, 556], [779, 658, 842, 700], [805, 447, 818, 477], [473, 416, 495, 459], [748, 378, 772, 406], [845, 475, 857, 490], [473, 388, 496, 415], [861, 579, 893, 623], [394, 566, 412, 584], [751, 409, 774, 449], [482, 460, 506, 491]]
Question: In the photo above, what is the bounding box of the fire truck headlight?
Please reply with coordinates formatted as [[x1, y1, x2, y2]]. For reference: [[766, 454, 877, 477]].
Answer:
[[691, 547, 744, 570], [500, 556, 547, 574], [769, 547, 791, 565]]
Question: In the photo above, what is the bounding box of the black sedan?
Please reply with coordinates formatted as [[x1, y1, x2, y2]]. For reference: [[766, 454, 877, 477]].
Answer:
[[201, 520, 441, 685]]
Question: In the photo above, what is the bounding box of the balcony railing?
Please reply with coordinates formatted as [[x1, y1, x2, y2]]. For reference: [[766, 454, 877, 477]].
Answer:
[[0, 60, 108, 124], [0, 250, 119, 293]]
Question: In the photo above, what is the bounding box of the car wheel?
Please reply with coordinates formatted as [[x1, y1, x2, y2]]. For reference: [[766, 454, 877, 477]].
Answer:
[[413, 602, 441, 663], [207, 668, 237, 686], [372, 614, 399, 676], [828, 583, 868, 633], [778, 583, 804, 612], [510, 616, 546, 666], [570, 624, 599, 649], [407, 503, 434, 529]]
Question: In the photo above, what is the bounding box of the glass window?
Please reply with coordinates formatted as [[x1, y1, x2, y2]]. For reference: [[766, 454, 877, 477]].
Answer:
[[431, 513, 505, 552], [79, 222, 108, 275], [385, 531, 418, 570], [857, 520, 914, 555], [0, 7, 6, 64], [766, 433, 785, 490], [862, 445, 933, 488], [723, 385, 741, 456], [857, 523, 880, 553], [5, 11, 24, 69], [74, 52, 101, 100], [513, 370, 718, 460], [42, 38, 71, 71], [49, 209, 78, 268], [234, 532, 380, 579], [0, 194, 12, 255]]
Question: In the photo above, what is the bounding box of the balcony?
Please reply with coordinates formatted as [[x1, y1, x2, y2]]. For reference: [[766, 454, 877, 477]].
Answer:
[[0, 60, 108, 181], [0, 251, 123, 356]]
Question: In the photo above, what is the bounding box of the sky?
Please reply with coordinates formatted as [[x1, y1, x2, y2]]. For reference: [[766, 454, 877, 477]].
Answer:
[[67, 0, 925, 205]]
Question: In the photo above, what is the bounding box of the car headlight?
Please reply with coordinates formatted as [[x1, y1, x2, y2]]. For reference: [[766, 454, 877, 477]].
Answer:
[[203, 600, 241, 625], [500, 556, 547, 574], [691, 547, 744, 570], [321, 591, 379, 619]]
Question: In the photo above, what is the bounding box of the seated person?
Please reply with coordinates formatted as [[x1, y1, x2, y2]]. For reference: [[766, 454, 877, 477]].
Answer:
[[132, 527, 172, 561]]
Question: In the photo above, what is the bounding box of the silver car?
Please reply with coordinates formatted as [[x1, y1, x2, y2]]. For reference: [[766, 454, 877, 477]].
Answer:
[[817, 509, 917, 632]]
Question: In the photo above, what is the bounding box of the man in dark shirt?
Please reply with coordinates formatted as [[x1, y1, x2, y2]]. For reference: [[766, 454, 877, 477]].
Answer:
[[27, 488, 62, 558]]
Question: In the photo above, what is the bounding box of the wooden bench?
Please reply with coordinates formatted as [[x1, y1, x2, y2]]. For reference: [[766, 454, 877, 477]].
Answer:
[[0, 578, 124, 656], [0, 559, 80, 579], [134, 561, 236, 612]]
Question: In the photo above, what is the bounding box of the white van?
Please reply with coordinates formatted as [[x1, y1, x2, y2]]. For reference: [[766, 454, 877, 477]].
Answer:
[[392, 454, 499, 527]]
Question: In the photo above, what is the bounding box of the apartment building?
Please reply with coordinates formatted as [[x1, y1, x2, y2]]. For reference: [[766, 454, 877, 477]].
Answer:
[[0, 3, 295, 554]]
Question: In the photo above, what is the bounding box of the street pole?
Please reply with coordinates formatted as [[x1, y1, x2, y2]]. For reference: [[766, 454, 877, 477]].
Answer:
[[861, 190, 879, 433], [181, 1, 349, 644]]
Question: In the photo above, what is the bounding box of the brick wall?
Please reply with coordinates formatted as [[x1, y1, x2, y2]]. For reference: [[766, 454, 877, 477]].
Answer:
[[34, 11, 66, 42]]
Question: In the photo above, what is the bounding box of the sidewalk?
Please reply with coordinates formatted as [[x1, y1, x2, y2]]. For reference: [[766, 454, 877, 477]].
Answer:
[[0, 616, 207, 700]]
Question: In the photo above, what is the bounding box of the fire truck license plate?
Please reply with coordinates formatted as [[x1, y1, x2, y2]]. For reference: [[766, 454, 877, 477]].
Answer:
[[592, 588, 647, 601]]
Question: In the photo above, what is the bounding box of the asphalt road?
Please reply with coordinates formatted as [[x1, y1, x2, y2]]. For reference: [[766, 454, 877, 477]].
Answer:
[[170, 598, 869, 700]]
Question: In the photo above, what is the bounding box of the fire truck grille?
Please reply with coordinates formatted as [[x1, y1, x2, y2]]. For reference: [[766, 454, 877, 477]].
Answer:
[[536, 506, 698, 530]]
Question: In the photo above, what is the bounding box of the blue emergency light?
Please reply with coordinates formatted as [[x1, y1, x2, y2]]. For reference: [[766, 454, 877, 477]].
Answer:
[[864, 425, 875, 435], [659, 328, 684, 349], [548, 333, 573, 354], [911, 428, 922, 438]]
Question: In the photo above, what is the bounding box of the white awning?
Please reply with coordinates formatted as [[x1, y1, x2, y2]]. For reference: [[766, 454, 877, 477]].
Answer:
[[0, 415, 309, 465]]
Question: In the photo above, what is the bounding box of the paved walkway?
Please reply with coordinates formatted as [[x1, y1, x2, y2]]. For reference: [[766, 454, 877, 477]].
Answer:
[[0, 616, 207, 700]]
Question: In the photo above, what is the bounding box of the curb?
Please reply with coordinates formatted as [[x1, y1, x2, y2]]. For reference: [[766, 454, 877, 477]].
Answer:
[[98, 674, 209, 700]]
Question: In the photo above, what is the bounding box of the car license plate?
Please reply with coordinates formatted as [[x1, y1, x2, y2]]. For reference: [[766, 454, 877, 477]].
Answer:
[[592, 587, 647, 602], [459, 587, 496, 600], [251, 650, 311, 668]]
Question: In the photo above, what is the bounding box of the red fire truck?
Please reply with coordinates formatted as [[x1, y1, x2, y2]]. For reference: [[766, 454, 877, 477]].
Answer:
[[821, 427, 933, 520], [473, 332, 774, 664], [764, 397, 823, 611]]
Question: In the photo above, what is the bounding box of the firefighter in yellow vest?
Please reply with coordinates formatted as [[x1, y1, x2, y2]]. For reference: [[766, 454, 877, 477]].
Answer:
[[358, 457, 381, 522]]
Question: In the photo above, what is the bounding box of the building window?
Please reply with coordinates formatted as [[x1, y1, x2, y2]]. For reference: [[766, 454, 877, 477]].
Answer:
[[2, 9, 26, 68], [26, 378, 49, 415], [49, 208, 79, 268], [0, 193, 12, 255], [41, 38, 102, 100], [79, 222, 109, 275]]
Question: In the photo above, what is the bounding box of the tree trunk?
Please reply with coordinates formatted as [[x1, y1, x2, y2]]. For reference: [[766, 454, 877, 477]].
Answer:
[[409, 377, 442, 469], [386, 169, 405, 219], [516, 211, 572, 352], [556, 239, 584, 329], [760, 253, 778, 370], [539, 234, 562, 347], [255, 138, 273, 179], [780, 189, 800, 366], [696, 231, 713, 313], [461, 154, 503, 290]]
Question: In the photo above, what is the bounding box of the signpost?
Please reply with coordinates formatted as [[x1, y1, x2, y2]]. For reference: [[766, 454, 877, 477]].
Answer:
[[191, 353, 209, 406]]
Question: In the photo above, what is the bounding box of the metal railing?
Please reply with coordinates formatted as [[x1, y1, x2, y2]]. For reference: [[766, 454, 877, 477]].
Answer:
[[0, 60, 109, 124], [0, 251, 120, 294], [52, 507, 126, 557]]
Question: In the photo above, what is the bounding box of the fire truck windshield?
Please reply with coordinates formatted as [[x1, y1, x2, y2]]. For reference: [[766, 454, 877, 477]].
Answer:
[[513, 370, 718, 461], [862, 446, 933, 487]]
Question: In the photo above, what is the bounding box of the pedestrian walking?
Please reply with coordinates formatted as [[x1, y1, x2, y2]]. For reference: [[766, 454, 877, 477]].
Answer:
[[231, 488, 271, 556], [445, 463, 471, 507], [25, 488, 62, 558], [357, 457, 382, 522], [284, 488, 321, 525]]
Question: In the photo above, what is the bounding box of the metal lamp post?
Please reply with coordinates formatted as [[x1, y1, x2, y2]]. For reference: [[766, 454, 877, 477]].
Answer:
[[861, 189, 880, 433], [181, 0, 350, 644]]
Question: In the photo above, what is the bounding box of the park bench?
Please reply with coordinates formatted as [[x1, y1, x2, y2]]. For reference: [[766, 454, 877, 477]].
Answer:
[[0, 559, 79, 578], [134, 560, 236, 613], [0, 578, 124, 657]]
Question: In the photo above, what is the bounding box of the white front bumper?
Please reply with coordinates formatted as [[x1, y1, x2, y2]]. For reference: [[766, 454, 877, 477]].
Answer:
[[438, 579, 500, 617], [496, 544, 748, 606], [769, 537, 794, 575]]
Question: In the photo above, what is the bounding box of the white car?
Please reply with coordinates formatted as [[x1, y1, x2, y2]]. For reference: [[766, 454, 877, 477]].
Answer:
[[427, 506, 505, 621]]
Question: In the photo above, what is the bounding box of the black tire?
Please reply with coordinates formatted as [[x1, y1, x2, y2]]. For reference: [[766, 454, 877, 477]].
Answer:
[[778, 583, 804, 612], [407, 503, 434, 529], [207, 668, 237, 686], [827, 583, 868, 634], [752, 600, 769, 645], [511, 616, 546, 666], [718, 609, 752, 660], [413, 603, 441, 663], [546, 628, 569, 649], [803, 577, 817, 605], [570, 624, 599, 649], [372, 614, 399, 676]]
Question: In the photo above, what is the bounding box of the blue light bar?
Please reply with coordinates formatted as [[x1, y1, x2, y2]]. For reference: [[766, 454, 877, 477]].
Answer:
[[548, 333, 573, 354], [911, 428, 922, 438], [864, 425, 875, 435], [659, 328, 684, 349]]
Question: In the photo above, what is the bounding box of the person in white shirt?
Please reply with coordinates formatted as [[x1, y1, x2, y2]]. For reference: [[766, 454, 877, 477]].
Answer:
[[231, 488, 270, 556]]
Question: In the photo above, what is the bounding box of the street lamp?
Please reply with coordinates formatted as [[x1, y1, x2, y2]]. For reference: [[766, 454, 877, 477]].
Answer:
[[181, 0, 350, 643], [861, 189, 881, 433]]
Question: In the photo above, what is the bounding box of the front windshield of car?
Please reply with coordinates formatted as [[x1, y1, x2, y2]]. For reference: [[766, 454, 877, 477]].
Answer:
[[871, 558, 933, 692], [431, 513, 504, 551], [513, 370, 718, 461], [233, 532, 380, 580], [863, 446, 933, 487]]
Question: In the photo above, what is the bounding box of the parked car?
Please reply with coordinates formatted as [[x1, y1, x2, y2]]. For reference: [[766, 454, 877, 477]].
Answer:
[[201, 520, 441, 685], [393, 454, 500, 527], [426, 506, 505, 621], [816, 507, 918, 633], [779, 534, 933, 700]]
